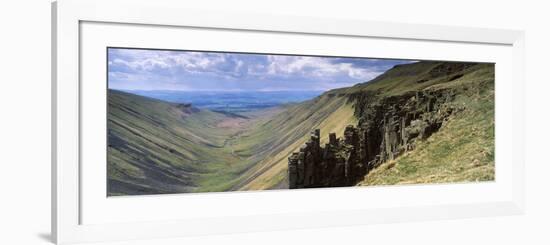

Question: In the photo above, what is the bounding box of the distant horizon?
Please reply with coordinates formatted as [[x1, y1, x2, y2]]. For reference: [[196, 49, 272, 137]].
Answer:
[[116, 88, 325, 113], [108, 48, 415, 92]]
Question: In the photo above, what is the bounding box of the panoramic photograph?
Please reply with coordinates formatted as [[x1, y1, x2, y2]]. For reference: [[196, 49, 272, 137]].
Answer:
[[107, 47, 495, 196]]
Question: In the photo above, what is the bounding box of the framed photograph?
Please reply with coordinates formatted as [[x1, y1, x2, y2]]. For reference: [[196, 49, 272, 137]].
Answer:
[[52, 0, 525, 243]]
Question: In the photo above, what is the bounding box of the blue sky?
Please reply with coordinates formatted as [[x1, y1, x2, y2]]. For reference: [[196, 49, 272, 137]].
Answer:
[[108, 48, 414, 91]]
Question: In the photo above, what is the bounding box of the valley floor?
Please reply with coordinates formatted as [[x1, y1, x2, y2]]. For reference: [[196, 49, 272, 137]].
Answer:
[[107, 90, 357, 195]]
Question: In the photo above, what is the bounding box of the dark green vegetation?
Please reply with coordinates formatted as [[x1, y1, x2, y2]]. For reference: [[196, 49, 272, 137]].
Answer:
[[107, 61, 495, 196]]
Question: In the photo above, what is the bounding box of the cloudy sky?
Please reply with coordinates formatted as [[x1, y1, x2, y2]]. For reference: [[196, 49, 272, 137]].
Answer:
[[108, 48, 414, 91]]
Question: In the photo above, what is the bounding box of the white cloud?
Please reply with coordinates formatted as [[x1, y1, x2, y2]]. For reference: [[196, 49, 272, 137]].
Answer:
[[108, 48, 409, 91], [266, 55, 380, 81], [110, 49, 226, 73], [171, 52, 226, 70]]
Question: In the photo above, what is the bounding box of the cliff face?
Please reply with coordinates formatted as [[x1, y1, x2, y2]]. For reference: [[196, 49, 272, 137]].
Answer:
[[288, 62, 489, 189]]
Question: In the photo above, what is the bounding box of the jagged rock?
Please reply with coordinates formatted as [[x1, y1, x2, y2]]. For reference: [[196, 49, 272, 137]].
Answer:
[[288, 153, 299, 188]]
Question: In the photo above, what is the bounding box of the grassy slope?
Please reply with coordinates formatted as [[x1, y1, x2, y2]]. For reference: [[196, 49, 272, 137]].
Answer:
[[358, 64, 495, 185]]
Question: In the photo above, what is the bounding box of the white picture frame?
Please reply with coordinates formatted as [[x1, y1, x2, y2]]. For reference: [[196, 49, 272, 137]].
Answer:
[[52, 0, 525, 244]]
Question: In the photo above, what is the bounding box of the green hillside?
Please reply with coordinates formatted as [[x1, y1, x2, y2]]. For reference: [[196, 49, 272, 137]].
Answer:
[[108, 90, 256, 195]]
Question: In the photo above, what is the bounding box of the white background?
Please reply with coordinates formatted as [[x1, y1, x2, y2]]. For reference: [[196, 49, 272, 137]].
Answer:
[[0, 0, 547, 244], [80, 21, 514, 226]]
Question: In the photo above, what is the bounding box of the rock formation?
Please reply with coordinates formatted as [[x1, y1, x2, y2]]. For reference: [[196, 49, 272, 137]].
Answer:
[[288, 127, 367, 188], [288, 87, 465, 189]]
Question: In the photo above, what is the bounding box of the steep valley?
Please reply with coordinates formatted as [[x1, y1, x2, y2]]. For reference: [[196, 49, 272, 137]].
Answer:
[[108, 61, 495, 195]]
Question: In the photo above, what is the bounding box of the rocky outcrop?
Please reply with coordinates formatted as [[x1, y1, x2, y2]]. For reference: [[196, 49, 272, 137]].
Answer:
[[174, 103, 200, 119], [288, 87, 464, 189], [288, 127, 367, 188]]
